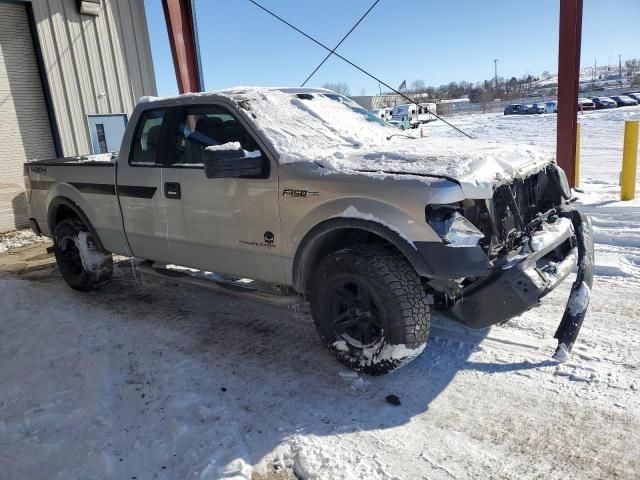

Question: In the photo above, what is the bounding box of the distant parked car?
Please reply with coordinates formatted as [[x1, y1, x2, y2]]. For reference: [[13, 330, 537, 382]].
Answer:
[[625, 92, 640, 103], [577, 98, 595, 111], [611, 95, 639, 107], [504, 104, 527, 115], [544, 101, 558, 113], [591, 97, 617, 109], [530, 103, 545, 114]]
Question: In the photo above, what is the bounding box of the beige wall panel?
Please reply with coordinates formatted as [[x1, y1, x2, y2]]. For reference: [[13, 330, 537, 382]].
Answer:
[[32, 0, 157, 157], [0, 2, 56, 231]]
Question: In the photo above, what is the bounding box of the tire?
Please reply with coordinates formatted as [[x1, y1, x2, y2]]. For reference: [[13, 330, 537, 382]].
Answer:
[[309, 244, 430, 375], [53, 218, 113, 291]]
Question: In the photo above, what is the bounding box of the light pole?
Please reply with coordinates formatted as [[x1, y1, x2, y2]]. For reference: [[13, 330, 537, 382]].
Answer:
[[619, 54, 622, 77], [494, 59, 499, 88]]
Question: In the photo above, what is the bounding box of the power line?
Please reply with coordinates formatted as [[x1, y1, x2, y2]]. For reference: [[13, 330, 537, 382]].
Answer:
[[247, 0, 473, 139], [301, 0, 382, 87]]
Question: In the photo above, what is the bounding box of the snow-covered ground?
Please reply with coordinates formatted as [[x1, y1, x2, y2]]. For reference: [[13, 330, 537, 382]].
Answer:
[[1, 108, 639, 479], [0, 229, 49, 253]]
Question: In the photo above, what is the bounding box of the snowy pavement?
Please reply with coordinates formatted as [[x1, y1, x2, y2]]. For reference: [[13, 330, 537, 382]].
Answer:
[[1, 108, 640, 479]]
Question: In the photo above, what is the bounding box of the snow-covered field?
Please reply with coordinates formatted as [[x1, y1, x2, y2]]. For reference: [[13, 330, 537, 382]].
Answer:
[[1, 107, 639, 479]]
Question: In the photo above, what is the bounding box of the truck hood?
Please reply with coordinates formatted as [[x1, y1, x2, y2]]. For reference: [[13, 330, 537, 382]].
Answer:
[[315, 137, 555, 198]]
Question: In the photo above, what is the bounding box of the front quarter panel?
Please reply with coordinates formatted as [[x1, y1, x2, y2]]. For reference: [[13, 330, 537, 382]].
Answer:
[[278, 163, 466, 283]]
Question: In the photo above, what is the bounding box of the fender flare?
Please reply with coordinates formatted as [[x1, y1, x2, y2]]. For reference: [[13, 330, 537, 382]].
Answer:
[[292, 217, 432, 292], [47, 196, 106, 251]]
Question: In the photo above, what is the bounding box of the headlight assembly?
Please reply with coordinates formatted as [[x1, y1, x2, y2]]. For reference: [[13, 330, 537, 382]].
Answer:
[[426, 204, 485, 247]]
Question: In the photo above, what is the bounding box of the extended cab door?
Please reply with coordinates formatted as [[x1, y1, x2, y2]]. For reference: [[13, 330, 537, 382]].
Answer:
[[158, 102, 284, 284], [116, 108, 173, 262]]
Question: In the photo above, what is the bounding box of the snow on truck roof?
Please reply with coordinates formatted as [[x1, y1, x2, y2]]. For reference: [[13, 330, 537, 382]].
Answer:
[[138, 87, 553, 190]]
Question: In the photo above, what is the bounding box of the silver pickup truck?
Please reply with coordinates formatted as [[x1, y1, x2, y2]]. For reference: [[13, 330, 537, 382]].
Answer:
[[24, 88, 593, 375]]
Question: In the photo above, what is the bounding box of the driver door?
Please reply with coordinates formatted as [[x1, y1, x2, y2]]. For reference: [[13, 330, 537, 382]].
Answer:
[[158, 103, 284, 284]]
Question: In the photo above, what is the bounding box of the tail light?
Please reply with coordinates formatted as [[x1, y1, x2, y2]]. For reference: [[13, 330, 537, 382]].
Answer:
[[24, 176, 32, 195]]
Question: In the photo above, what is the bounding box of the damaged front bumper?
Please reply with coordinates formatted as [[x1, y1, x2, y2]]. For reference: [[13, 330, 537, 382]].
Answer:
[[436, 207, 594, 360]]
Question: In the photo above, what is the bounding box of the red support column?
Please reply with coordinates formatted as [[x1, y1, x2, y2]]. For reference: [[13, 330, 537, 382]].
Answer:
[[162, 0, 202, 93], [556, 0, 583, 187]]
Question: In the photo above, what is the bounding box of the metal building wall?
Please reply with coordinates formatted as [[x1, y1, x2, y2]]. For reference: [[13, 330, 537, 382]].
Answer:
[[0, 2, 57, 231], [31, 0, 157, 157]]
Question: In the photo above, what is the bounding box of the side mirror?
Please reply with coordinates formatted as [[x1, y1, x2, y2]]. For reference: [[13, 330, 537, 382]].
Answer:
[[203, 143, 265, 179]]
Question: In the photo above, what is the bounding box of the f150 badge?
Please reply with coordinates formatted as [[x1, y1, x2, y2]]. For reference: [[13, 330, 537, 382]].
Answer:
[[282, 188, 319, 197]]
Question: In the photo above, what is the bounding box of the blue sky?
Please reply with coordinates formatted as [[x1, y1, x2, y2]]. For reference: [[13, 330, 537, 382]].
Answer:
[[145, 0, 639, 97]]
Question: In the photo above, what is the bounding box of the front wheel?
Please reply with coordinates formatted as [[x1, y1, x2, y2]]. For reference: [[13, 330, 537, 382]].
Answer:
[[53, 218, 113, 291], [309, 245, 430, 375]]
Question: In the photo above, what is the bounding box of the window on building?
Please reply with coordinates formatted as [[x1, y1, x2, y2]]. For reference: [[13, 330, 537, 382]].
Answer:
[[95, 124, 108, 153]]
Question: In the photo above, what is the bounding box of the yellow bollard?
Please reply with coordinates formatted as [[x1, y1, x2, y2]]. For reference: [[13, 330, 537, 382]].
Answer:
[[574, 123, 581, 188], [621, 120, 639, 201]]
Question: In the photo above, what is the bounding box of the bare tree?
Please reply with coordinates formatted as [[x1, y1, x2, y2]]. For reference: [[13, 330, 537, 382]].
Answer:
[[410, 79, 426, 93], [322, 82, 351, 96]]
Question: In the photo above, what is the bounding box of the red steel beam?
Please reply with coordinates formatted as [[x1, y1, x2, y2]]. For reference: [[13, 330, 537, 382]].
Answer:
[[162, 0, 202, 93], [556, 0, 583, 187]]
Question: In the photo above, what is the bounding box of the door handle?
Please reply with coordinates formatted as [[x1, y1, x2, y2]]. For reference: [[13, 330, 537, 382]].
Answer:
[[164, 182, 181, 199]]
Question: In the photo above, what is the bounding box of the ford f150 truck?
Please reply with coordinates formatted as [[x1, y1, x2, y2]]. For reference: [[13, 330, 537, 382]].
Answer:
[[24, 88, 593, 375]]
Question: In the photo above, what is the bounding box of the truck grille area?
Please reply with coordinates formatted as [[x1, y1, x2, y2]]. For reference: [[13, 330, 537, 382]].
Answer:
[[468, 166, 565, 259]]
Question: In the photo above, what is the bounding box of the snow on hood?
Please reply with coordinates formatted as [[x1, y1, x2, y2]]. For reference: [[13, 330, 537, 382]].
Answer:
[[143, 88, 554, 193], [229, 88, 553, 190], [321, 137, 554, 195]]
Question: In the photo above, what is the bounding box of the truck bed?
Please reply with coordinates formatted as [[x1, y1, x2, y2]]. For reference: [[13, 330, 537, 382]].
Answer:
[[24, 153, 125, 254]]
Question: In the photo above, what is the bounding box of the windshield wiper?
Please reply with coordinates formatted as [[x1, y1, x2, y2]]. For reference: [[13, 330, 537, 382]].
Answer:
[[386, 133, 417, 140]]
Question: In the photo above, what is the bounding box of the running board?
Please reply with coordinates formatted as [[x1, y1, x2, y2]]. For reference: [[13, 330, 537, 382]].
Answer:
[[135, 262, 305, 307]]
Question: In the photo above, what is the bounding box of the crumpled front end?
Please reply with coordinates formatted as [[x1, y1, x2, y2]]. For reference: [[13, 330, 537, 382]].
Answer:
[[427, 164, 594, 359]]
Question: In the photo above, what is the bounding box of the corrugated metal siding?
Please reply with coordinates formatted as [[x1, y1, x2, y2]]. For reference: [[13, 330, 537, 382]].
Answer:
[[0, 2, 56, 231], [31, 0, 157, 157]]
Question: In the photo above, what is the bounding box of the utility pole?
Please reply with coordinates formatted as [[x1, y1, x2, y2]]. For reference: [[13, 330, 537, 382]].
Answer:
[[557, 0, 583, 189], [619, 54, 622, 77], [494, 59, 499, 89]]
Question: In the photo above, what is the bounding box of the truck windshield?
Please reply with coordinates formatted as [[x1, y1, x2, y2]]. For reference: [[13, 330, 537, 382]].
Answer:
[[320, 93, 388, 126], [230, 88, 401, 160]]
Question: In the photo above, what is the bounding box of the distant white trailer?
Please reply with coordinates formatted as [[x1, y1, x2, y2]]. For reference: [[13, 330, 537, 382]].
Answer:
[[370, 107, 392, 121], [391, 103, 437, 128]]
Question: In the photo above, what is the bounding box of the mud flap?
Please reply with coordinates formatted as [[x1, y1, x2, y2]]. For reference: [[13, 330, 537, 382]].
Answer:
[[553, 210, 594, 361]]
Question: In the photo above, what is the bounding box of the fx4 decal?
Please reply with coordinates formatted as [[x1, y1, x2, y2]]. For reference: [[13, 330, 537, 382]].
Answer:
[[282, 188, 319, 197]]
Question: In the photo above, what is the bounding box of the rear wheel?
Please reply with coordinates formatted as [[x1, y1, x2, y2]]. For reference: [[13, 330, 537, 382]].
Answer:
[[53, 218, 113, 291], [309, 244, 430, 375]]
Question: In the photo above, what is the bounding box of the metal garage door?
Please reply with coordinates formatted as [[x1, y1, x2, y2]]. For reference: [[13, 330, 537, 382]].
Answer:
[[0, 2, 55, 232]]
